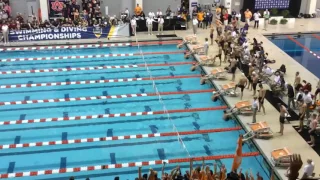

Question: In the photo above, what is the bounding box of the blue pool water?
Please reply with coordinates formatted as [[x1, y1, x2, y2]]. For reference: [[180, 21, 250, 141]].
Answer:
[[0, 43, 271, 179], [266, 33, 320, 78]]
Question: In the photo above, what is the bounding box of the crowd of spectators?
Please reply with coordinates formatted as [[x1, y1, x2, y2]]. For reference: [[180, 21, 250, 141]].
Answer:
[[0, 0, 11, 20], [0, 0, 121, 31]]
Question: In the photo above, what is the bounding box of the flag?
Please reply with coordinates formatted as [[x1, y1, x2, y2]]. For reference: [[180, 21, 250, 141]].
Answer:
[[231, 135, 243, 171]]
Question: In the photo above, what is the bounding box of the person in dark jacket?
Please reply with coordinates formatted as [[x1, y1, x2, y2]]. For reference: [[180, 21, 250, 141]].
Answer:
[[287, 83, 295, 109]]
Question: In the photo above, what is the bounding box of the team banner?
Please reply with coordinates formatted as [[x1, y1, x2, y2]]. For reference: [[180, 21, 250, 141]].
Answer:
[[9, 26, 111, 42]]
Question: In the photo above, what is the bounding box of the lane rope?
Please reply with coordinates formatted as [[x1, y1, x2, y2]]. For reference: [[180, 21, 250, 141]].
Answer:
[[0, 89, 213, 106], [0, 62, 193, 75], [0, 127, 241, 150], [0, 51, 186, 63], [0, 152, 259, 178], [286, 35, 320, 59], [0, 74, 201, 89], [0, 106, 228, 126], [0, 40, 182, 52]]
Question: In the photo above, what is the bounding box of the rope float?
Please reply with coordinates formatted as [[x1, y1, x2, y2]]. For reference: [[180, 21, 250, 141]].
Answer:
[[0, 74, 201, 89], [0, 62, 193, 75], [0, 89, 214, 106], [0, 106, 228, 126], [0, 40, 182, 52], [0, 127, 242, 150], [0, 50, 186, 63]]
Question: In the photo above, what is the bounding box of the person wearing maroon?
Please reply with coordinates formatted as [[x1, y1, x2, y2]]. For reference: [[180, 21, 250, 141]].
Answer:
[[9, 19, 17, 30]]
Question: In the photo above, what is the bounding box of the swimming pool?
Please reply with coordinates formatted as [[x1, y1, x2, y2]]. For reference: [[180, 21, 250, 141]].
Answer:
[[0, 40, 272, 179], [266, 33, 320, 78]]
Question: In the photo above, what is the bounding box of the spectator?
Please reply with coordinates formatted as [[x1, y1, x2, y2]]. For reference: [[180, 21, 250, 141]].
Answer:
[[73, 8, 80, 20], [135, 3, 142, 16], [253, 11, 261, 29], [0, 0, 4, 9], [146, 17, 153, 35], [2, 21, 9, 44], [16, 12, 23, 23], [131, 16, 136, 36], [192, 16, 198, 35], [287, 83, 295, 109], [244, 9, 252, 26], [166, 5, 171, 16], [3, 2, 10, 17], [157, 15, 164, 35], [156, 9, 162, 17], [197, 10, 204, 28], [302, 159, 315, 178]]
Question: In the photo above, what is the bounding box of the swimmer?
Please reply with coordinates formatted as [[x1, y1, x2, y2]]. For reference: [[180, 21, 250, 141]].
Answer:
[[235, 73, 248, 100], [223, 110, 233, 121], [211, 91, 221, 102], [190, 62, 198, 71], [177, 43, 183, 49], [200, 75, 207, 85], [184, 51, 195, 59]]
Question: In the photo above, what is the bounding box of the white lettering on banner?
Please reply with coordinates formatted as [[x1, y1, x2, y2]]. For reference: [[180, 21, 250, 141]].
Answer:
[[9, 28, 53, 35], [10, 27, 87, 35], [17, 33, 81, 41]]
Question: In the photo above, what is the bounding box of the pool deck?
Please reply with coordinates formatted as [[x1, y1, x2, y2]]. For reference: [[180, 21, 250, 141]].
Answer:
[[179, 18, 320, 180], [1, 18, 320, 179]]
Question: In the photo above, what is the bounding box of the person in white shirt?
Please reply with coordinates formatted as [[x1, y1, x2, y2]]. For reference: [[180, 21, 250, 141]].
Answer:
[[253, 11, 261, 29], [2, 22, 9, 44], [242, 40, 248, 48], [303, 90, 313, 120], [130, 17, 137, 36], [146, 17, 154, 35], [263, 9, 270, 30], [252, 96, 259, 123], [243, 46, 250, 56], [125, 8, 130, 17], [192, 16, 198, 35], [302, 159, 315, 178], [149, 12, 155, 19], [157, 16, 164, 35], [156, 9, 162, 17], [262, 65, 272, 76], [231, 30, 236, 37]]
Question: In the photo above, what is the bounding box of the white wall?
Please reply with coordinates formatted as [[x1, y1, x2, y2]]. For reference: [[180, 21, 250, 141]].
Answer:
[[317, 0, 320, 8], [300, 0, 317, 14], [143, 0, 180, 15]]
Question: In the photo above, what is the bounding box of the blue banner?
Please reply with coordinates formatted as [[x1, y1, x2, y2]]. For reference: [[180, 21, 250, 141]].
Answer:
[[9, 26, 111, 42]]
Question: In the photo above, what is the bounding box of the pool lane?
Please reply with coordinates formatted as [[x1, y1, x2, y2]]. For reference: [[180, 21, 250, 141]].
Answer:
[[0, 77, 206, 102], [268, 34, 320, 78], [0, 93, 225, 122], [0, 132, 248, 177], [0, 44, 179, 59]]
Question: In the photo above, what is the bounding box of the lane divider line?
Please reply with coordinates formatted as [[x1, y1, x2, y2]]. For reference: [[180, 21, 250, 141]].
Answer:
[[286, 35, 320, 59], [0, 40, 182, 52], [0, 106, 227, 126], [0, 152, 259, 178], [0, 62, 193, 75], [0, 127, 241, 150], [0, 74, 201, 89], [0, 89, 213, 106], [0, 50, 186, 63]]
